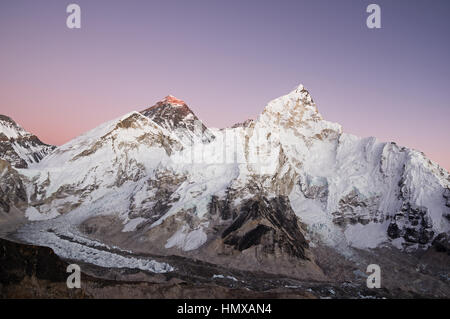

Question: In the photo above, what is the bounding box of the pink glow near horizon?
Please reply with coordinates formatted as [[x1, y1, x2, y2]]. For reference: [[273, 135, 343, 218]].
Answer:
[[0, 1, 449, 171]]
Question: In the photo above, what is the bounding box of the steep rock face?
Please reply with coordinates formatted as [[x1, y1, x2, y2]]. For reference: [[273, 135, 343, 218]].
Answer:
[[221, 196, 309, 259], [0, 115, 55, 168], [127, 169, 188, 225], [141, 95, 214, 145], [444, 188, 450, 207], [382, 146, 450, 248], [0, 159, 27, 213], [332, 188, 383, 226], [387, 204, 434, 245], [231, 119, 254, 129]]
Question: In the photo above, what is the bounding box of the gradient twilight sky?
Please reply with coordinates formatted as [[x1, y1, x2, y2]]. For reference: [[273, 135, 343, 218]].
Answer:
[[0, 0, 449, 170]]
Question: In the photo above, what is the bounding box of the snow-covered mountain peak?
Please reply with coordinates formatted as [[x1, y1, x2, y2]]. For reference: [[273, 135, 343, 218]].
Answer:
[[2, 83, 448, 280], [38, 111, 182, 169], [261, 84, 317, 120], [160, 95, 186, 106], [0, 115, 55, 168], [255, 85, 341, 147], [140, 96, 215, 145], [141, 96, 192, 121], [0, 115, 29, 139], [291, 83, 308, 94]]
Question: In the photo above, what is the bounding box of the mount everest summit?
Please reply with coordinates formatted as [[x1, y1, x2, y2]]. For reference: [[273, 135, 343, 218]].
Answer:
[[1, 84, 449, 297]]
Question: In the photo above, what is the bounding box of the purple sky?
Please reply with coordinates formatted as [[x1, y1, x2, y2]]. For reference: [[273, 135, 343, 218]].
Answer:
[[1, 0, 449, 170]]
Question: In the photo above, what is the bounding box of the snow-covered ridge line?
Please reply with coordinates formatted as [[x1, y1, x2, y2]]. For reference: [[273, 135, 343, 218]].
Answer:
[[0, 114, 55, 168], [3, 83, 449, 258]]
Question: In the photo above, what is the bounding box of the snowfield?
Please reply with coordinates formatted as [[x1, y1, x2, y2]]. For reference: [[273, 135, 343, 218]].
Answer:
[[3, 84, 449, 265]]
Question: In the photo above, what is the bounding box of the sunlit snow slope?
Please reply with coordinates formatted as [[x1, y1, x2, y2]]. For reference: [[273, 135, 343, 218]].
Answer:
[[5, 85, 450, 259]]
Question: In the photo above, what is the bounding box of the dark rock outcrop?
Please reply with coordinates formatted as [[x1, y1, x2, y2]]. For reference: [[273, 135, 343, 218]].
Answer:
[[332, 188, 383, 226], [231, 119, 254, 129], [221, 196, 309, 259], [444, 188, 450, 208], [0, 238, 68, 285], [0, 159, 27, 213], [387, 203, 435, 246], [432, 233, 450, 254]]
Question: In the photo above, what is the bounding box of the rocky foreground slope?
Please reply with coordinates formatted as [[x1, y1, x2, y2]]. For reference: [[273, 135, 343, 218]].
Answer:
[[1, 238, 314, 298], [0, 84, 449, 297]]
